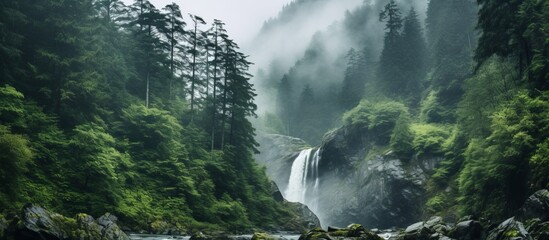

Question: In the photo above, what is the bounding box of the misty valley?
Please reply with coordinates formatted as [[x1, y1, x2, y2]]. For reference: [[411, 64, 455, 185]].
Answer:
[[0, 0, 548, 240]]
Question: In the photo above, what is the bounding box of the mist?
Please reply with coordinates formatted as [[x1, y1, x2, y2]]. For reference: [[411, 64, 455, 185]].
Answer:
[[250, 0, 428, 145]]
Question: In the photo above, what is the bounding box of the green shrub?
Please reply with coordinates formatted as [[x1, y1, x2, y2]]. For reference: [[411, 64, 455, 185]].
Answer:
[[343, 100, 408, 144], [410, 123, 450, 156], [390, 113, 414, 158]]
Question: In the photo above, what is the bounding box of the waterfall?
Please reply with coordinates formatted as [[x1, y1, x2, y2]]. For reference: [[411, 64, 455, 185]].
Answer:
[[285, 149, 313, 203], [284, 148, 322, 212], [310, 149, 321, 212]]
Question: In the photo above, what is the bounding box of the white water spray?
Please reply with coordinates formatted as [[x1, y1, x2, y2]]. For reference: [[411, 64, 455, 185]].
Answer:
[[284, 148, 322, 213]]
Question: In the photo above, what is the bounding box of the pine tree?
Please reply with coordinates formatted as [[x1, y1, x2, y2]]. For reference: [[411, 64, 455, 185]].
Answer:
[[129, 0, 167, 108], [400, 7, 427, 104], [0, 0, 26, 85], [426, 0, 476, 122], [277, 75, 294, 135], [340, 48, 367, 110], [188, 14, 206, 114], [161, 3, 186, 99], [377, 1, 403, 98]]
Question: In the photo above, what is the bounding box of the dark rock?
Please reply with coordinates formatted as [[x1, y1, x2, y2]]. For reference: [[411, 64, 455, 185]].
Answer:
[[317, 224, 382, 239], [270, 181, 285, 202], [399, 221, 434, 240], [257, 121, 445, 228], [525, 219, 549, 240], [397, 218, 454, 240], [425, 216, 443, 229], [285, 202, 321, 230], [17, 203, 75, 240], [486, 217, 531, 240], [518, 189, 549, 222], [96, 213, 129, 240], [299, 228, 332, 240], [449, 220, 483, 240], [327, 226, 342, 232], [8, 204, 129, 240]]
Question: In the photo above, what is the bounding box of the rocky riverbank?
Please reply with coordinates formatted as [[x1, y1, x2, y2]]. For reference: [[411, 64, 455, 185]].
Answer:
[[2, 189, 546, 240], [296, 189, 549, 240], [0, 203, 128, 240]]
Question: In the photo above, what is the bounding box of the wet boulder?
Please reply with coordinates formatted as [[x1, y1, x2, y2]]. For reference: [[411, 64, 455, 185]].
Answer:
[[449, 220, 483, 240], [396, 217, 454, 240], [284, 202, 321, 230], [302, 224, 382, 240], [486, 217, 531, 240], [299, 228, 332, 240], [518, 189, 549, 222], [8, 204, 129, 240]]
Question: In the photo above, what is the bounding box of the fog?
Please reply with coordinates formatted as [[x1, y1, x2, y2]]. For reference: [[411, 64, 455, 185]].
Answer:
[[250, 0, 428, 117], [121, 0, 294, 44]]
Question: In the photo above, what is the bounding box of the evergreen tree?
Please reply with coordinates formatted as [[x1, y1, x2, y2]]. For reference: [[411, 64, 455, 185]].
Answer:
[[161, 3, 186, 99], [400, 7, 427, 104], [378, 2, 426, 104], [188, 14, 206, 114], [425, 0, 476, 122], [339, 49, 367, 110], [377, 1, 403, 98], [0, 0, 26, 85], [277, 75, 294, 135], [129, 0, 168, 108]]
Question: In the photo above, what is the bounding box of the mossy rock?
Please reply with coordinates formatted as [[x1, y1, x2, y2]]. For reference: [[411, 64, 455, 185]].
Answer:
[[299, 228, 332, 240], [487, 217, 530, 240], [7, 204, 129, 240], [252, 232, 276, 240]]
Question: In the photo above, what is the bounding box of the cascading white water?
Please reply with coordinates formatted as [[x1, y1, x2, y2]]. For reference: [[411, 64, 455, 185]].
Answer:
[[309, 149, 321, 212], [284, 148, 322, 213], [285, 149, 313, 203]]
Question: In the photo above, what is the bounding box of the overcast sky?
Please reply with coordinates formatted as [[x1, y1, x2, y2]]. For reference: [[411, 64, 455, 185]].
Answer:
[[122, 0, 294, 44]]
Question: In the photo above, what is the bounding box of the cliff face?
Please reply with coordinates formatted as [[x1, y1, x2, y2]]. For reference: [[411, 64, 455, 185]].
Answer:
[[256, 125, 443, 229]]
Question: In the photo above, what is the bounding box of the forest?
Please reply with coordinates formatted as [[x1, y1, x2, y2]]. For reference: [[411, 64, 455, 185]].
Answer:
[[0, 0, 301, 233], [0, 0, 549, 238]]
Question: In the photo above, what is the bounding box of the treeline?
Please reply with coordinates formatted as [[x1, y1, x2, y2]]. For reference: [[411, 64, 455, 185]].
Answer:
[[0, 0, 294, 232]]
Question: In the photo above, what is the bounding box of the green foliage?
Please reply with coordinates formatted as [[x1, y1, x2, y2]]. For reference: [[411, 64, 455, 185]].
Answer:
[[378, 4, 427, 104], [0, 1, 296, 233], [64, 123, 128, 214], [426, 194, 446, 214], [0, 126, 32, 205], [343, 100, 408, 144], [419, 90, 453, 123], [530, 139, 549, 189], [426, 0, 476, 117], [458, 56, 520, 138], [390, 113, 413, 158], [410, 123, 450, 156], [458, 91, 549, 219]]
